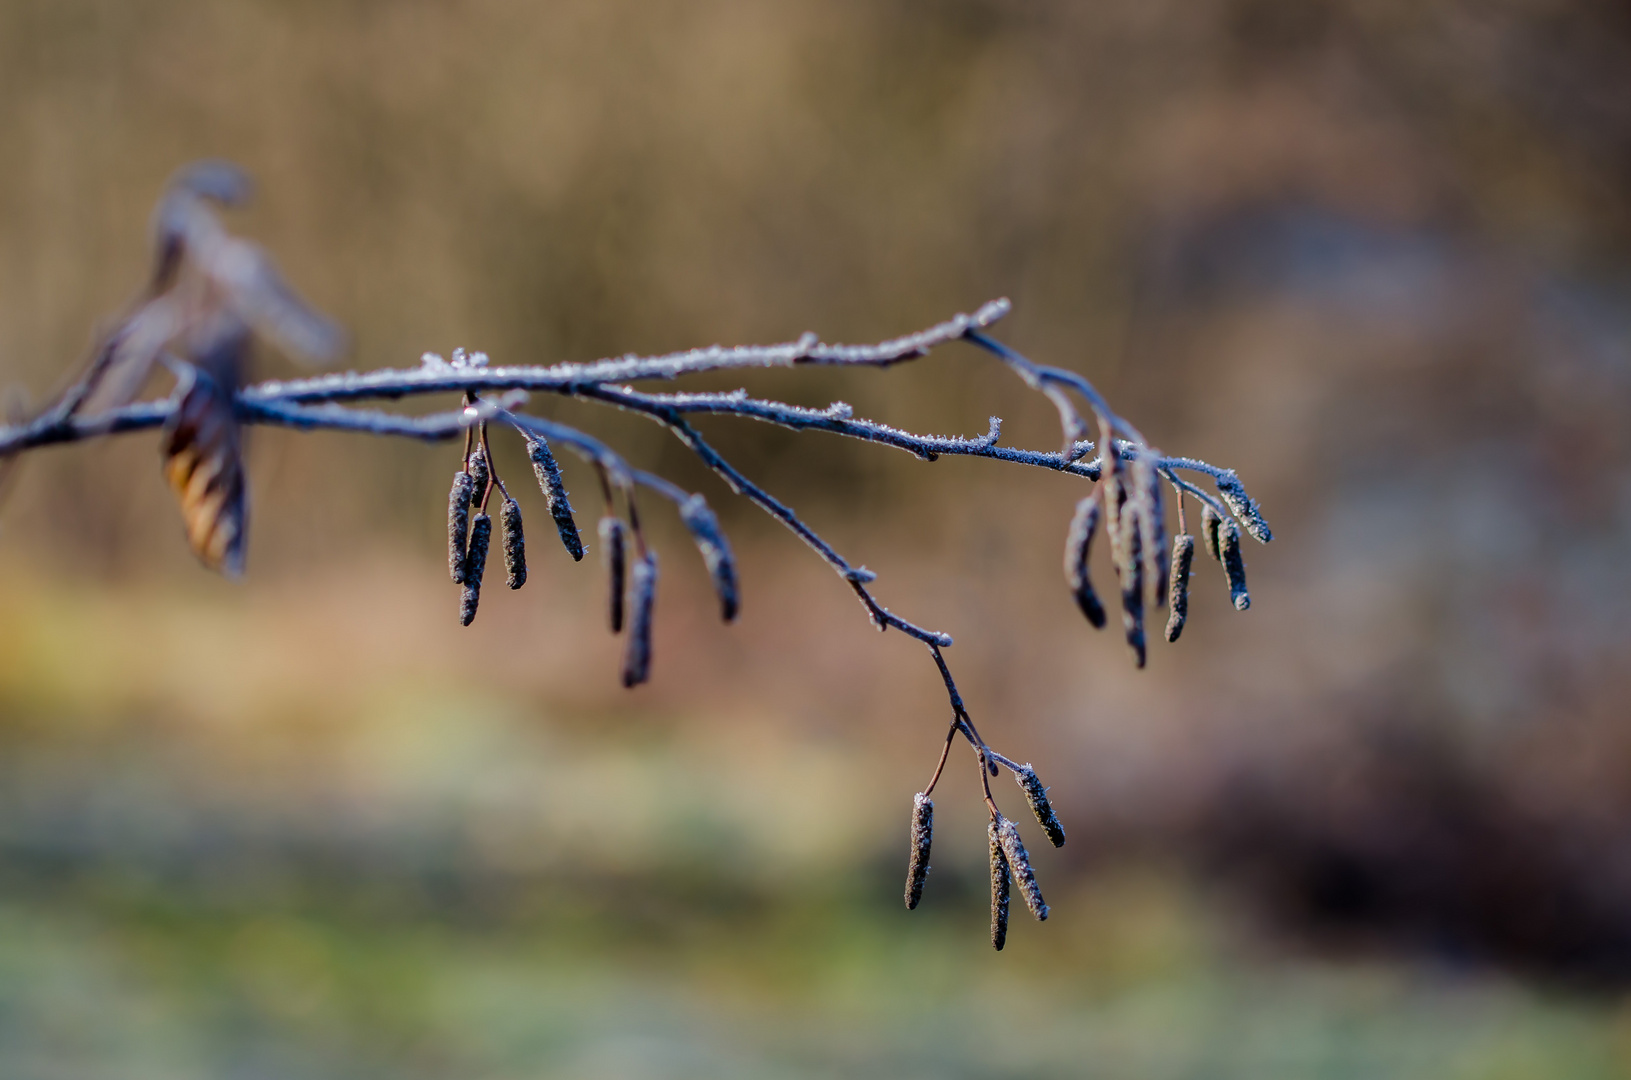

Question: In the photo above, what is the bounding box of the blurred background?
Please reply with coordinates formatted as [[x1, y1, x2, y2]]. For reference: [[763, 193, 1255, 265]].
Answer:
[[2, 0, 1631, 1076]]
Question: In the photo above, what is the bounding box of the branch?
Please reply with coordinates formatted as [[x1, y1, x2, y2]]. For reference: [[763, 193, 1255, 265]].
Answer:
[[0, 166, 1277, 950], [239, 298, 1014, 408]]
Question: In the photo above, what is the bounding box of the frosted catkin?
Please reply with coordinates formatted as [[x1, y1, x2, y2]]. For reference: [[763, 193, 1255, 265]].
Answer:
[[459, 513, 491, 626], [680, 495, 739, 622], [1165, 534, 1195, 643], [904, 793, 933, 910], [447, 471, 474, 584], [1217, 475, 1274, 543], [599, 517, 626, 633], [1015, 765, 1066, 848], [1105, 474, 1127, 578], [1220, 518, 1250, 610], [467, 447, 490, 504], [501, 498, 526, 589], [1202, 505, 1223, 563], [621, 550, 657, 687], [1063, 496, 1106, 629], [1117, 486, 1147, 668], [997, 817, 1048, 921], [1133, 455, 1167, 611], [989, 820, 1011, 951], [526, 437, 585, 561]]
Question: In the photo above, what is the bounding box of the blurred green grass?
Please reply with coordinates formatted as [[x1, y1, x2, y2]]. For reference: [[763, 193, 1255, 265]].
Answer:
[[1, 572, 1630, 1080], [5, 835, 1630, 1079]]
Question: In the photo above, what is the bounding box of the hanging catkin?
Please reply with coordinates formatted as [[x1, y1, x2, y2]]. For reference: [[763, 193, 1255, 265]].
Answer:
[[501, 498, 526, 589], [1132, 454, 1167, 610], [447, 470, 474, 584], [680, 494, 739, 622], [526, 437, 585, 561], [1165, 534, 1195, 642], [904, 793, 933, 910], [1202, 505, 1223, 563], [599, 517, 626, 633], [459, 512, 491, 626], [467, 447, 490, 504], [1015, 765, 1066, 848], [1220, 517, 1250, 610], [989, 819, 1011, 951], [1114, 479, 1147, 668], [996, 817, 1048, 921], [621, 550, 657, 687], [1217, 474, 1274, 543], [1063, 495, 1106, 629]]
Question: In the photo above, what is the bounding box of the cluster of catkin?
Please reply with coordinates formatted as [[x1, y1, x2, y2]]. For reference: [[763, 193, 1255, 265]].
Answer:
[[1064, 447, 1264, 665], [596, 493, 741, 687], [902, 452, 1270, 948], [905, 763, 1064, 950], [447, 429, 741, 689], [447, 436, 585, 629], [596, 513, 658, 687], [448, 447, 519, 625]]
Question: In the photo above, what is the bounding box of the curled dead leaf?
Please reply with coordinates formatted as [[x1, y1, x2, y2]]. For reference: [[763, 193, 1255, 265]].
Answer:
[[160, 367, 247, 577]]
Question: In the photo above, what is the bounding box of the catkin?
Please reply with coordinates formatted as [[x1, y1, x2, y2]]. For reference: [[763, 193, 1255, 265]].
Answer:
[[989, 820, 1011, 951], [599, 517, 626, 633], [1015, 765, 1066, 848], [1132, 455, 1167, 611], [1202, 505, 1223, 563], [1164, 534, 1195, 643], [621, 550, 658, 687], [996, 817, 1048, 921], [1118, 485, 1147, 669], [904, 793, 933, 910], [459, 512, 491, 626], [447, 470, 474, 584], [1105, 474, 1127, 574], [1220, 518, 1250, 610], [526, 437, 585, 561], [501, 498, 526, 589], [1063, 496, 1106, 629], [1216, 475, 1273, 543], [467, 447, 490, 504], [680, 495, 740, 622]]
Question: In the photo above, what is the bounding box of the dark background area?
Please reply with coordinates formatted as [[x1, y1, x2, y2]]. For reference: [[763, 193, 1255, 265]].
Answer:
[[2, 1, 1631, 1076]]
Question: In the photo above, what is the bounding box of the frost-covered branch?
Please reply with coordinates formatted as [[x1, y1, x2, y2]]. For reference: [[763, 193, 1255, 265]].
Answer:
[[0, 161, 1275, 950]]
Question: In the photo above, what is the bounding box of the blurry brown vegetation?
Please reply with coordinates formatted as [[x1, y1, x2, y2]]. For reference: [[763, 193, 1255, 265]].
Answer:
[[3, 0, 1631, 1073]]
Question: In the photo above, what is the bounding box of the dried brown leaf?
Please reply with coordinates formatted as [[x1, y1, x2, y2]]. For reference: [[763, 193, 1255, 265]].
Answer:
[[160, 369, 247, 577]]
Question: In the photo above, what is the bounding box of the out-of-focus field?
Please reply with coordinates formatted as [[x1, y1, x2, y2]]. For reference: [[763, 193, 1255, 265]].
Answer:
[[1, 568, 1627, 1080], [3, 0, 1631, 1076]]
